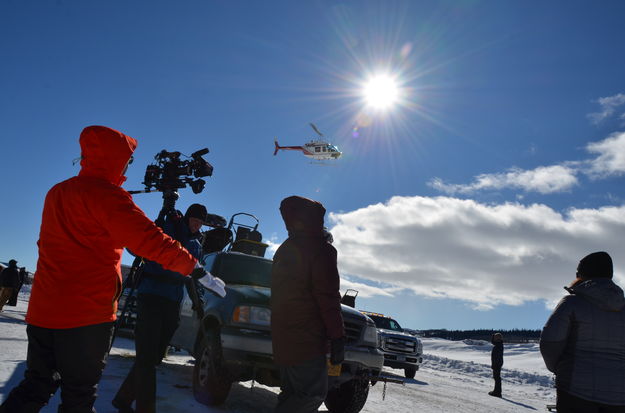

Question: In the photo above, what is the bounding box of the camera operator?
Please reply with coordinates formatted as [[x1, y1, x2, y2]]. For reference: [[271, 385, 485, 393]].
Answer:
[[112, 203, 208, 413], [0, 125, 207, 413]]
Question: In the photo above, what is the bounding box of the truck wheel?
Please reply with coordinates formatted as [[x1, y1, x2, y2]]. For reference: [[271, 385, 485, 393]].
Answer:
[[324, 378, 370, 413], [404, 367, 416, 379], [192, 330, 232, 406]]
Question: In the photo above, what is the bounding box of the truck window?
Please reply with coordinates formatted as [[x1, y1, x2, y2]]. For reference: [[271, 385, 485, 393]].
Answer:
[[212, 253, 273, 288], [370, 315, 403, 332], [201, 253, 218, 269]]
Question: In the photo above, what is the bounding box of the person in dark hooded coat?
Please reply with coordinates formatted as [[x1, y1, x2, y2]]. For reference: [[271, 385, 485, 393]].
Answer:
[[271, 196, 345, 413], [540, 251, 625, 412], [489, 332, 504, 397]]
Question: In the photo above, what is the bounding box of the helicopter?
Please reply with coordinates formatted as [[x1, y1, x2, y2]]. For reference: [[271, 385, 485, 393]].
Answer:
[[274, 123, 342, 161]]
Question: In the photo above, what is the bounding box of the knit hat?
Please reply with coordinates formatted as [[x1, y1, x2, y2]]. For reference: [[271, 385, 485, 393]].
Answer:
[[185, 203, 208, 222], [577, 251, 613, 279]]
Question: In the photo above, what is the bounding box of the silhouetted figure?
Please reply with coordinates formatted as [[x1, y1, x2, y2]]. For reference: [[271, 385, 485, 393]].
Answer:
[[113, 203, 209, 413], [0, 259, 19, 311], [271, 196, 345, 413], [488, 332, 504, 397], [541, 251, 625, 412], [7, 267, 27, 306]]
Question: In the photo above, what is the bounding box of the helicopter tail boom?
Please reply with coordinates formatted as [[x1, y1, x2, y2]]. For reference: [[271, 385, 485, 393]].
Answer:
[[274, 139, 307, 155]]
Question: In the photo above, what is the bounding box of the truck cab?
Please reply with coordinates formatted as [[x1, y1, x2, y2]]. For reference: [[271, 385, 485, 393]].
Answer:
[[360, 311, 423, 379]]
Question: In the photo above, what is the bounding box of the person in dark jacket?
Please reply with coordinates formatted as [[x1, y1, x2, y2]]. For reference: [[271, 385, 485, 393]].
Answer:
[[7, 267, 28, 307], [540, 251, 625, 412], [489, 332, 504, 397], [0, 259, 20, 311], [271, 196, 345, 413], [0, 126, 206, 413], [113, 203, 209, 413]]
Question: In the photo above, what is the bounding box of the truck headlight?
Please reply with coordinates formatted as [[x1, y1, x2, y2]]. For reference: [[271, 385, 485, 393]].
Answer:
[[232, 306, 271, 327], [363, 325, 378, 346]]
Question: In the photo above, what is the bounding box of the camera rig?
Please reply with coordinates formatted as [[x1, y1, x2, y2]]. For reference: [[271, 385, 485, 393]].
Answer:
[[129, 148, 213, 196], [128, 148, 215, 221]]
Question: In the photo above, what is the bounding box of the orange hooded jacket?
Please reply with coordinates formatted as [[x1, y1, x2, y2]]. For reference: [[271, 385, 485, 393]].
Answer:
[[26, 126, 198, 329]]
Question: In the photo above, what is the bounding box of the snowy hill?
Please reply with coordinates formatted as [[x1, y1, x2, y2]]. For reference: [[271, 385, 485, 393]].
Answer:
[[0, 288, 555, 412]]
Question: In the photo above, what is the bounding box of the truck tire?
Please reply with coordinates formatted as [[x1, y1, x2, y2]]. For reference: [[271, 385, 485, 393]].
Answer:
[[192, 329, 232, 406], [324, 378, 370, 413], [404, 366, 417, 379]]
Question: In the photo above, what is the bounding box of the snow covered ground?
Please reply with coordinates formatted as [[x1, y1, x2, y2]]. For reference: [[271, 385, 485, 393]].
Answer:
[[1, 288, 556, 412]]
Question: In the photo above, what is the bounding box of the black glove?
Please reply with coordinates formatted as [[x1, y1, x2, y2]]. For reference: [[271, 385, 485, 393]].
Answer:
[[330, 337, 345, 365], [190, 267, 207, 280]]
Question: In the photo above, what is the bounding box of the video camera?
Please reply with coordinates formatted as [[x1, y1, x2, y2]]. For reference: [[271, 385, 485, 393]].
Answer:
[[141, 148, 213, 194]]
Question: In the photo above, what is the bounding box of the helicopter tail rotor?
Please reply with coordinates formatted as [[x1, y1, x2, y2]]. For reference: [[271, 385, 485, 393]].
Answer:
[[310, 123, 324, 137], [274, 139, 280, 156]]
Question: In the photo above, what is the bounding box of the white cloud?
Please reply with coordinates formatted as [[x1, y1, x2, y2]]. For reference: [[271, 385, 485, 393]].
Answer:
[[329, 195, 625, 310], [588, 93, 625, 124], [430, 131, 625, 195], [586, 131, 625, 178], [429, 165, 578, 195], [263, 237, 281, 258]]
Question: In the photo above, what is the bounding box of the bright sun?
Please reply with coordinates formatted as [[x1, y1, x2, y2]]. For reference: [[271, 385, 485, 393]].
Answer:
[[362, 74, 400, 110]]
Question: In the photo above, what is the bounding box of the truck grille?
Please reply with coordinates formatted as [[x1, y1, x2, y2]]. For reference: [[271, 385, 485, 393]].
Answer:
[[344, 321, 362, 344], [382, 337, 416, 354]]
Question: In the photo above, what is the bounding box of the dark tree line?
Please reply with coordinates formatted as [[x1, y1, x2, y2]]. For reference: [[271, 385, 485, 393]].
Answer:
[[420, 328, 541, 343]]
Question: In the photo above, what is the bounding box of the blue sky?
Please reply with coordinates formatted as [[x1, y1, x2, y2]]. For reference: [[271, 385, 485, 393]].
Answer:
[[2, 1, 625, 330]]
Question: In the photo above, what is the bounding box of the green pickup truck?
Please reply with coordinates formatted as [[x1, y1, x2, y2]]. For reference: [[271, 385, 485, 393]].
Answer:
[[169, 250, 384, 413]]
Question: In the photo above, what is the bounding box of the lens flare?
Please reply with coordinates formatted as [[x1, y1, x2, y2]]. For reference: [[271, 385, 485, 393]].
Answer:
[[362, 74, 400, 110]]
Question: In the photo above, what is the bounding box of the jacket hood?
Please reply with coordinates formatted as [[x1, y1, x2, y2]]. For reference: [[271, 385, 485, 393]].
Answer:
[[568, 278, 625, 312], [78, 125, 137, 186], [279, 196, 325, 237]]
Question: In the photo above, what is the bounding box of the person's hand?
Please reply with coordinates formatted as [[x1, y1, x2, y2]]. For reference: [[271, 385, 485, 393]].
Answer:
[[190, 267, 207, 280], [330, 337, 345, 365]]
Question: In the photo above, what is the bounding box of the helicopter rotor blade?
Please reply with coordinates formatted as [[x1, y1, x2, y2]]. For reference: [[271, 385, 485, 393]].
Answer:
[[310, 123, 324, 137]]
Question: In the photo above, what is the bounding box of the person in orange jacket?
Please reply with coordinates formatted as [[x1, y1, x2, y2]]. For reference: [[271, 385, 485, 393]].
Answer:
[[0, 125, 207, 413]]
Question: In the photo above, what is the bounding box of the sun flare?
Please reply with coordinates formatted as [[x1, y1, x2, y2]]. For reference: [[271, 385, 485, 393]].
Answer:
[[362, 74, 400, 110]]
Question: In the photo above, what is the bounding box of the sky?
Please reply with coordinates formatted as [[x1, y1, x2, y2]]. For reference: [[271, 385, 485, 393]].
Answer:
[[1, 0, 625, 330]]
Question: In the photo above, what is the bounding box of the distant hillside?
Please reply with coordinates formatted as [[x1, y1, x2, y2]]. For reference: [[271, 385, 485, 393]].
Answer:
[[420, 329, 541, 343]]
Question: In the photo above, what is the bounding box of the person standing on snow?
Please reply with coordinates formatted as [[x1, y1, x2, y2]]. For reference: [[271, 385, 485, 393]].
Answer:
[[270, 196, 345, 413], [112, 203, 212, 413], [0, 125, 209, 413], [540, 251, 625, 413], [0, 259, 20, 311], [489, 332, 504, 398], [7, 266, 28, 307]]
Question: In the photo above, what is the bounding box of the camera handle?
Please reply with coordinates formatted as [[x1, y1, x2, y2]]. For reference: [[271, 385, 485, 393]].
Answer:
[[156, 189, 179, 226]]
